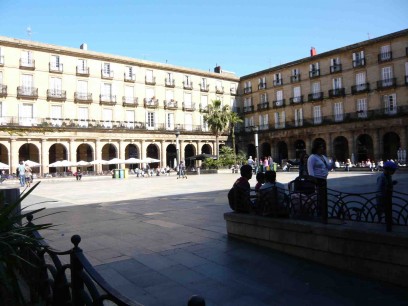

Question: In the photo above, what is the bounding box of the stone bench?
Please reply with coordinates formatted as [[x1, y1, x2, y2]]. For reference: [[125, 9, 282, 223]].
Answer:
[[224, 212, 408, 287]]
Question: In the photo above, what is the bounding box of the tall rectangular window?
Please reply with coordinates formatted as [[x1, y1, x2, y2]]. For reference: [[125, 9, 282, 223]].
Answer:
[[125, 66, 135, 81], [294, 108, 303, 127], [185, 114, 193, 131], [124, 86, 134, 103], [146, 111, 155, 129], [244, 116, 254, 132], [383, 94, 397, 115], [276, 90, 283, 106], [274, 111, 285, 129], [259, 114, 268, 130], [102, 108, 113, 128], [260, 93, 268, 103], [357, 98, 367, 118], [201, 95, 208, 110], [77, 59, 87, 73], [50, 55, 61, 71], [78, 107, 88, 127], [380, 45, 391, 61], [51, 105, 62, 126], [313, 106, 322, 124], [19, 103, 35, 126], [146, 88, 155, 101], [166, 113, 174, 130], [146, 70, 154, 83], [334, 102, 343, 122], [381, 66, 393, 86], [21, 74, 33, 95], [126, 110, 135, 128], [49, 77, 62, 96], [352, 51, 365, 67], [333, 78, 342, 89], [293, 86, 301, 102], [21, 50, 33, 66], [77, 80, 88, 99], [184, 93, 192, 108]]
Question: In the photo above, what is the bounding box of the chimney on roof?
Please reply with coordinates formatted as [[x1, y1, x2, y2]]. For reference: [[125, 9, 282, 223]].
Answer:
[[80, 43, 88, 50], [310, 47, 317, 56], [214, 65, 222, 73]]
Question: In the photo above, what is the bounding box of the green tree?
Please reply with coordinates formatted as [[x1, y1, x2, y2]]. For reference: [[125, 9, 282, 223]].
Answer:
[[227, 111, 243, 163], [203, 100, 229, 157]]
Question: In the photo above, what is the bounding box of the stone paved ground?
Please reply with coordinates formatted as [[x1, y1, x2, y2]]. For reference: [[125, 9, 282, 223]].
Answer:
[[14, 171, 408, 306]]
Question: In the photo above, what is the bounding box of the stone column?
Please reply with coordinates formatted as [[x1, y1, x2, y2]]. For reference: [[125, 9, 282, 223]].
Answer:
[[41, 139, 48, 176], [95, 139, 102, 174], [69, 138, 75, 163], [160, 140, 166, 167], [141, 140, 146, 160], [377, 129, 383, 161], [119, 140, 125, 169], [326, 133, 333, 158], [10, 138, 17, 175], [372, 130, 380, 161]]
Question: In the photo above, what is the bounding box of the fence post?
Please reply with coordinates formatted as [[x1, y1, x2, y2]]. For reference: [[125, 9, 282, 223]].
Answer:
[[70, 235, 85, 306], [316, 179, 328, 224], [385, 187, 393, 232]]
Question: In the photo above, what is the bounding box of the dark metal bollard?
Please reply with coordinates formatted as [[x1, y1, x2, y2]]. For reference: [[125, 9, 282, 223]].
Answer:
[[70, 235, 85, 306], [188, 295, 206, 306]]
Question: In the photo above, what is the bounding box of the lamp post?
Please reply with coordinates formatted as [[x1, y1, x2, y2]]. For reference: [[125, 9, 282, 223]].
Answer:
[[175, 130, 180, 168], [253, 126, 259, 169]]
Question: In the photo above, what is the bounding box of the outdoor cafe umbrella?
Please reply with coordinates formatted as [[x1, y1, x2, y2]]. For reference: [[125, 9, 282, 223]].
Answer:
[[74, 160, 91, 167], [140, 157, 160, 164], [23, 160, 41, 167], [90, 159, 109, 165], [0, 162, 9, 169], [124, 158, 142, 164]]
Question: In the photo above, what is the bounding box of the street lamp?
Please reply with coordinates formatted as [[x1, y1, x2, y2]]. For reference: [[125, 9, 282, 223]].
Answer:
[[253, 126, 259, 167], [175, 130, 180, 168]]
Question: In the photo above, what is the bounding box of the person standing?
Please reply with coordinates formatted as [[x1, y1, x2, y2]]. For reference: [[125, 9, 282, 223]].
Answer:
[[376, 161, 398, 222], [17, 161, 26, 187], [25, 163, 32, 187], [177, 161, 187, 179], [298, 153, 309, 176]]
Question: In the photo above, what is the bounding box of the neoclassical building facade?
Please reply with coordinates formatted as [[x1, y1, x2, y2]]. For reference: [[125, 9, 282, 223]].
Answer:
[[0, 37, 239, 175], [237, 29, 408, 164]]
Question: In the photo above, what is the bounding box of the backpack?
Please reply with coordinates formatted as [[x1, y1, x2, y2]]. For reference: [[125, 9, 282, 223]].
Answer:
[[228, 183, 251, 213]]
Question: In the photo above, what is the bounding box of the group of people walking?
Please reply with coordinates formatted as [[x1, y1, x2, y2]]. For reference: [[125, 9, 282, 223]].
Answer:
[[17, 161, 33, 187]]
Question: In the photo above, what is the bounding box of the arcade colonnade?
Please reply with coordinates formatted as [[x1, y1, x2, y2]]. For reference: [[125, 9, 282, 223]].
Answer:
[[0, 135, 218, 175]]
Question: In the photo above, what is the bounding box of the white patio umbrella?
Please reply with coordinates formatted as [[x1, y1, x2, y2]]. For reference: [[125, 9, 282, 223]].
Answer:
[[90, 159, 109, 165], [141, 157, 160, 163], [74, 160, 91, 167], [23, 160, 41, 167], [107, 158, 125, 165], [0, 162, 9, 169], [124, 158, 142, 164], [48, 161, 64, 167]]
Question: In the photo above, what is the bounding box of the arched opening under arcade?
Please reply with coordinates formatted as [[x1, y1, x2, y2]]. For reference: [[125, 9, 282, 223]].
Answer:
[[166, 144, 177, 168], [356, 134, 374, 162], [102, 143, 118, 171], [0, 143, 9, 165], [146, 143, 160, 168], [48, 143, 68, 173], [276, 141, 288, 165], [76, 143, 93, 171], [383, 132, 400, 161], [333, 136, 349, 162], [184, 144, 195, 168], [201, 144, 212, 155], [294, 140, 306, 160], [261, 142, 271, 159], [19, 143, 40, 174], [125, 144, 140, 169], [247, 144, 256, 160]]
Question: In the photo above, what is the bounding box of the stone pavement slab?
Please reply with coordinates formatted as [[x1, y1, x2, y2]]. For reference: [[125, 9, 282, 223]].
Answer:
[[18, 172, 408, 306]]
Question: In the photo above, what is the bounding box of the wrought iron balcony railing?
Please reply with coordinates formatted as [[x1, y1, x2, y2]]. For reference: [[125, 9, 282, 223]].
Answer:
[[199, 104, 209, 113], [199, 84, 209, 92], [47, 89, 66, 101], [309, 69, 320, 78], [328, 88, 345, 98], [99, 94, 116, 105], [145, 76, 156, 85], [243, 87, 252, 94], [183, 82, 193, 90], [257, 102, 269, 111], [289, 96, 304, 104], [122, 96, 138, 107], [49, 63, 63, 73], [308, 92, 324, 102], [164, 100, 178, 110], [352, 58, 365, 68], [273, 99, 285, 108], [101, 70, 114, 79], [165, 78, 175, 87], [258, 83, 267, 90], [330, 64, 342, 73], [182, 102, 196, 111], [230, 87, 237, 95], [377, 78, 397, 90], [17, 86, 38, 99], [378, 52, 392, 63], [215, 86, 224, 94], [144, 98, 159, 108], [19, 59, 35, 70], [124, 73, 136, 82], [351, 83, 370, 94], [0, 85, 7, 97], [74, 92, 92, 103], [290, 75, 301, 83], [243, 105, 254, 113], [76, 66, 90, 76], [273, 79, 283, 86]]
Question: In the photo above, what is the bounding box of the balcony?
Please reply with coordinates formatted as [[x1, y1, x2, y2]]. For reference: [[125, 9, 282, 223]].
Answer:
[[351, 83, 370, 95], [124, 74, 136, 82], [243, 105, 254, 113], [378, 52, 392, 63], [17, 86, 38, 99], [183, 82, 193, 90], [0, 55, 4, 66], [19, 59, 35, 70], [122, 97, 138, 107], [289, 96, 304, 104], [76, 66, 90, 76], [273, 99, 285, 108], [308, 92, 324, 102], [164, 100, 178, 110], [243, 87, 252, 94], [47, 89, 66, 101], [330, 64, 342, 74], [49, 63, 63, 73], [258, 83, 267, 90], [215, 86, 224, 94], [329, 88, 345, 98], [165, 78, 175, 88], [290, 75, 301, 83], [273, 79, 283, 86], [99, 94, 116, 105], [352, 58, 365, 68], [230, 87, 237, 95], [309, 69, 320, 78], [257, 102, 269, 111], [74, 92, 93, 104], [377, 78, 397, 90], [182, 102, 195, 111], [199, 104, 208, 113], [101, 70, 114, 79], [145, 77, 156, 85], [199, 84, 209, 92], [144, 98, 159, 108], [0, 85, 7, 97]]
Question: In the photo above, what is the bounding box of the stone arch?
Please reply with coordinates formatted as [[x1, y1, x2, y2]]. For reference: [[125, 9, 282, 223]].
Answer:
[[146, 143, 160, 167], [0, 143, 9, 165], [77, 143, 93, 162], [312, 138, 326, 153], [294, 140, 306, 160], [48, 143, 68, 173], [261, 142, 271, 159], [184, 143, 195, 167], [201, 144, 212, 155], [102, 143, 118, 170], [383, 132, 400, 161], [247, 143, 256, 159], [333, 136, 349, 162], [166, 144, 177, 168], [125, 144, 140, 169], [356, 134, 374, 162], [18, 143, 40, 174], [276, 141, 288, 164]]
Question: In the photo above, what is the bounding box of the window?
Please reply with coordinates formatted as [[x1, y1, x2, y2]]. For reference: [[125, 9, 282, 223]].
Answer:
[[293, 86, 301, 103], [273, 73, 282, 86], [166, 72, 174, 85], [166, 113, 174, 130], [21, 50, 33, 66], [145, 69, 154, 83], [78, 107, 88, 127], [230, 97, 236, 110], [101, 83, 113, 101], [309, 63, 320, 77], [21, 74, 34, 95], [230, 83, 237, 94], [125, 110, 135, 128], [291, 69, 300, 82], [275, 90, 283, 106], [146, 111, 155, 129], [352, 51, 365, 67], [357, 98, 367, 118], [102, 63, 113, 78], [258, 77, 266, 89], [330, 57, 341, 73], [77, 80, 88, 99], [380, 45, 391, 61], [201, 95, 208, 110], [381, 66, 393, 86], [51, 105, 62, 126], [313, 106, 322, 124], [334, 102, 343, 122], [165, 90, 174, 102], [311, 82, 321, 99], [201, 78, 207, 88], [125, 66, 135, 81], [333, 78, 342, 89], [383, 94, 397, 115], [0, 47, 3, 65], [184, 75, 192, 88], [102, 108, 113, 128], [244, 116, 254, 132], [259, 114, 268, 130], [294, 108, 303, 127], [146, 88, 155, 101], [244, 81, 252, 93], [49, 77, 62, 96], [50, 55, 62, 72], [260, 93, 268, 104], [274, 111, 285, 129], [185, 113, 193, 131], [184, 93, 192, 108], [244, 97, 252, 112], [356, 72, 366, 90], [77, 59, 88, 74], [201, 115, 209, 132], [19, 103, 35, 126], [124, 86, 134, 103]]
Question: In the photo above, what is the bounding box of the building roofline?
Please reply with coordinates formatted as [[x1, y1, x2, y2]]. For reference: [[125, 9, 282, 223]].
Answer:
[[240, 28, 408, 80]]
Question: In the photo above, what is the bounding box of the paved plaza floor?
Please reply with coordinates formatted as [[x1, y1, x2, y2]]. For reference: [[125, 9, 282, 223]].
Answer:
[[14, 171, 408, 305]]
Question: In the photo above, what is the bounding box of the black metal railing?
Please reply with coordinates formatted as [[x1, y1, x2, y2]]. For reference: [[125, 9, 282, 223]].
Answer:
[[183, 82, 193, 90], [199, 84, 209, 92], [165, 78, 175, 87], [17, 86, 38, 99], [352, 58, 365, 68], [124, 74, 136, 82], [164, 100, 178, 109], [308, 92, 323, 102], [377, 78, 397, 90], [215, 86, 224, 94], [272, 99, 285, 108], [122, 97, 138, 107], [100, 94, 117, 105], [182, 102, 196, 111], [290, 75, 301, 83], [145, 77, 156, 85], [143, 98, 159, 108], [257, 102, 269, 111], [74, 92, 92, 103], [19, 59, 35, 69], [243, 87, 252, 94], [309, 69, 320, 78], [378, 52, 393, 63], [273, 79, 283, 86], [47, 89, 66, 101], [289, 96, 304, 104], [351, 83, 370, 94], [76, 66, 90, 76], [258, 83, 267, 90], [328, 88, 345, 98], [330, 64, 342, 73], [243, 105, 254, 113], [49, 63, 63, 73], [0, 84, 7, 97]]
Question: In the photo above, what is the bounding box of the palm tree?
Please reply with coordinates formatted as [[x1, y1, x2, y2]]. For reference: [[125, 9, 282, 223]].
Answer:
[[203, 100, 229, 157], [227, 111, 243, 163]]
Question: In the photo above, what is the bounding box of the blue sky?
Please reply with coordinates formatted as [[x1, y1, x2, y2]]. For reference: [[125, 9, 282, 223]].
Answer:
[[1, 0, 407, 76]]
